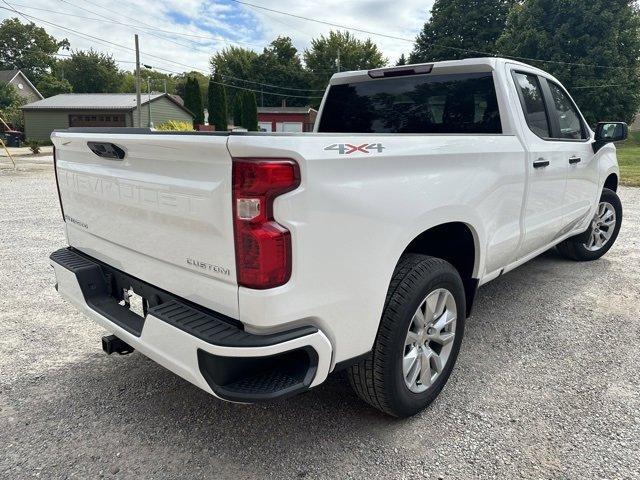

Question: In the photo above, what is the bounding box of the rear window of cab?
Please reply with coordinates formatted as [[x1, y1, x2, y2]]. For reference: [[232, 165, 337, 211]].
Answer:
[[318, 72, 502, 134]]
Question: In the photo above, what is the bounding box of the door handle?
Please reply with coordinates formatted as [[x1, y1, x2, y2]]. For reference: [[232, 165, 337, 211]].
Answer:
[[533, 158, 550, 169], [569, 156, 582, 164], [87, 141, 126, 160]]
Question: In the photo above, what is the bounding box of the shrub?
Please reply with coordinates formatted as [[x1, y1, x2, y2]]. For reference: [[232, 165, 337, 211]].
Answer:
[[26, 140, 41, 154], [155, 120, 194, 131]]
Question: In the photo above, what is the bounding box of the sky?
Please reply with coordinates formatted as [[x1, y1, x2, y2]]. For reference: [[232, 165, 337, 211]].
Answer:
[[0, 0, 434, 76]]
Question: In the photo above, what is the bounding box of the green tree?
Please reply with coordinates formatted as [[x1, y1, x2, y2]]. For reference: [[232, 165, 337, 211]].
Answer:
[[304, 31, 386, 92], [211, 46, 259, 110], [211, 38, 317, 109], [0, 83, 24, 129], [241, 91, 258, 131], [0, 18, 69, 83], [396, 54, 407, 66], [232, 92, 243, 127], [497, 0, 640, 124], [252, 37, 315, 107], [36, 74, 73, 97], [410, 0, 515, 63], [57, 50, 123, 93], [207, 73, 228, 131], [174, 71, 208, 105], [120, 70, 177, 94], [184, 77, 204, 125]]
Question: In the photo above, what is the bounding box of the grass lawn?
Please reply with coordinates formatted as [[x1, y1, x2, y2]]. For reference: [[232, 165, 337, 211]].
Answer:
[[617, 131, 640, 187]]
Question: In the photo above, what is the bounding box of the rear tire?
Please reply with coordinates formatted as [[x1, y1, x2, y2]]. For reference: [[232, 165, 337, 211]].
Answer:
[[348, 254, 466, 417], [557, 188, 622, 261]]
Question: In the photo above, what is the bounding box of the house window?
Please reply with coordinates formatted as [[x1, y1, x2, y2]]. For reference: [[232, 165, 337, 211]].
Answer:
[[69, 113, 126, 127]]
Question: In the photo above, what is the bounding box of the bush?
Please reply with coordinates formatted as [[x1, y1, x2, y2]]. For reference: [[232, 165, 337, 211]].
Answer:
[[155, 120, 194, 131], [26, 140, 40, 154]]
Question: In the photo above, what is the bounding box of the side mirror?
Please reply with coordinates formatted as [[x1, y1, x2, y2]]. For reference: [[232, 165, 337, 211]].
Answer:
[[594, 122, 628, 152]]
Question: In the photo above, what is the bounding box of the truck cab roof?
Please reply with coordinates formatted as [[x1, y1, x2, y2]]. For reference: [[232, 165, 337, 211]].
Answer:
[[329, 57, 552, 85]]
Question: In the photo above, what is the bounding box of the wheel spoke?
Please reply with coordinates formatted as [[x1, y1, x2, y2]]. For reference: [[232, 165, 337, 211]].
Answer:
[[431, 331, 455, 346], [419, 350, 433, 386], [403, 347, 418, 374], [433, 290, 447, 319], [405, 331, 419, 346], [432, 309, 455, 331], [406, 354, 420, 387], [424, 294, 437, 322], [601, 210, 614, 223], [411, 312, 424, 329], [431, 353, 444, 373]]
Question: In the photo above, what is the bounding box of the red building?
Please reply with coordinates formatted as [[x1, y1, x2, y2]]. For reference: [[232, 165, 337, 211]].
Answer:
[[257, 107, 318, 133]]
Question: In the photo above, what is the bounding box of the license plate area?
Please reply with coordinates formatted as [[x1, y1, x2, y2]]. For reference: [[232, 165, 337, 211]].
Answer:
[[120, 288, 147, 319]]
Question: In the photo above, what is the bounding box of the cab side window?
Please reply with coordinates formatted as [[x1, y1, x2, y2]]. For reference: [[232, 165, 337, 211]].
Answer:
[[513, 72, 550, 138], [547, 82, 587, 140]]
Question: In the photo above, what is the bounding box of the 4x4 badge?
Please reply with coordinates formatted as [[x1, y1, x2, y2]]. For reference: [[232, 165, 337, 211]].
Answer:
[[324, 143, 385, 155]]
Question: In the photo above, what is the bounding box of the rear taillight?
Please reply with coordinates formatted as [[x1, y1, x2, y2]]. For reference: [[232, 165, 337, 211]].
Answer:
[[232, 158, 300, 289], [53, 145, 65, 221]]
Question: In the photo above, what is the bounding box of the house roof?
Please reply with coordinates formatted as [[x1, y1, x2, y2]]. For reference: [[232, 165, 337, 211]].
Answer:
[[0, 70, 20, 84], [22, 93, 164, 110], [21, 93, 192, 117], [257, 107, 317, 115], [0, 69, 44, 99]]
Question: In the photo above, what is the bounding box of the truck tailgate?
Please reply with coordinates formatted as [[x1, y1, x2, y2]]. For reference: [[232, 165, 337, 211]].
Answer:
[[51, 131, 238, 318]]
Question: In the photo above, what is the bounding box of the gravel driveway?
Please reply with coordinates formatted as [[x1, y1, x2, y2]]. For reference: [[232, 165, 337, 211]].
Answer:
[[1, 166, 639, 479]]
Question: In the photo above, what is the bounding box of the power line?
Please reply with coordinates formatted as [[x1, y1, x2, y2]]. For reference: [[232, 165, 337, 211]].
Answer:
[[149, 64, 323, 98], [56, 0, 198, 51], [2, 1, 266, 50], [4, 0, 637, 73], [229, 0, 639, 72], [2, 2, 633, 93], [76, 0, 265, 49], [54, 1, 326, 89], [216, 73, 325, 92], [0, 4, 324, 96], [52, 51, 632, 93], [573, 83, 633, 89], [55, 2, 324, 91], [229, 1, 417, 46]]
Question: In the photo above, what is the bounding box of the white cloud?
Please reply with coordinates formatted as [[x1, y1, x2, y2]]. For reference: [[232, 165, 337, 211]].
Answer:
[[0, 0, 434, 77], [242, 0, 433, 63]]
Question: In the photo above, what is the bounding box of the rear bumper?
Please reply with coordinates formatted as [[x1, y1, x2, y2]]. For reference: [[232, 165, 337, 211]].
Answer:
[[49, 247, 332, 402]]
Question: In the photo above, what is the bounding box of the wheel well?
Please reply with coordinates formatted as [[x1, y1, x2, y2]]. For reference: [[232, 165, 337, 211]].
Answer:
[[604, 173, 618, 192], [403, 222, 478, 317]]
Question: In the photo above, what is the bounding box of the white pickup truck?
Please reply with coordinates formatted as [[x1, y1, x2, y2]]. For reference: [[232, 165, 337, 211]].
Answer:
[[49, 57, 627, 417]]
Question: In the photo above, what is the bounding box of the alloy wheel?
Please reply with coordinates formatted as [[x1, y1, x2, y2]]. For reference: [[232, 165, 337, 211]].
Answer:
[[584, 201, 616, 252], [402, 288, 457, 394]]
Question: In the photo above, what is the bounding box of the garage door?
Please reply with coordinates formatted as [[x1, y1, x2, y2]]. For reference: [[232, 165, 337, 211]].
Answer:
[[276, 122, 303, 132], [69, 114, 126, 127]]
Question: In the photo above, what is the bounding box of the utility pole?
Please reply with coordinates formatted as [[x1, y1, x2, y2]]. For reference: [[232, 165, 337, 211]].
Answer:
[[163, 78, 167, 94], [147, 77, 153, 128], [261, 87, 264, 107], [336, 48, 341, 73], [135, 34, 141, 127]]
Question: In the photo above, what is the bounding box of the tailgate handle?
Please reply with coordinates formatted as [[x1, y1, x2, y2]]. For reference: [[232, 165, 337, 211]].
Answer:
[[87, 141, 126, 160]]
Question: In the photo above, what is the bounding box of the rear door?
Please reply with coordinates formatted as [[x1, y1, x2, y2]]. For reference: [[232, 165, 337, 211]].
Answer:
[[510, 69, 568, 257], [51, 131, 239, 317], [540, 79, 597, 230]]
